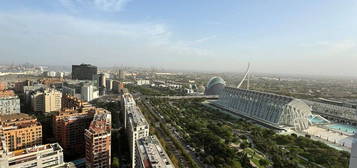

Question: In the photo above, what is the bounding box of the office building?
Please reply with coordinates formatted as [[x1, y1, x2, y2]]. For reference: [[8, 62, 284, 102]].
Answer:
[[23, 84, 45, 105], [118, 70, 126, 80], [31, 88, 62, 113], [112, 80, 124, 93], [0, 143, 65, 168], [214, 87, 312, 131], [136, 136, 174, 168], [72, 64, 97, 80], [0, 113, 42, 151], [0, 90, 20, 115], [84, 109, 111, 168], [53, 109, 95, 157], [98, 73, 107, 96], [81, 84, 99, 102], [106, 79, 113, 91], [14, 80, 33, 93], [62, 86, 77, 97], [98, 73, 107, 88]]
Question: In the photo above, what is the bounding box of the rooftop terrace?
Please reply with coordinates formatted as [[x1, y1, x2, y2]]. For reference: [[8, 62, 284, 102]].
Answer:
[[137, 136, 173, 168]]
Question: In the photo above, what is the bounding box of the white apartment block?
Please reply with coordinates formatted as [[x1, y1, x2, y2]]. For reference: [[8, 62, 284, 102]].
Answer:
[[136, 135, 174, 168], [81, 85, 98, 102], [0, 143, 65, 168], [0, 97, 20, 115], [122, 92, 174, 168], [126, 106, 149, 168], [121, 92, 136, 129]]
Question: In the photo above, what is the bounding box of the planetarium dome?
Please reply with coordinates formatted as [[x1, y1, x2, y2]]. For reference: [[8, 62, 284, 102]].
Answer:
[[204, 77, 226, 95]]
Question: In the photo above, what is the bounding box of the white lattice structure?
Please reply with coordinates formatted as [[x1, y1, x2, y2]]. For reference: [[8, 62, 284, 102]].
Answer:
[[214, 87, 312, 130], [304, 100, 357, 121]]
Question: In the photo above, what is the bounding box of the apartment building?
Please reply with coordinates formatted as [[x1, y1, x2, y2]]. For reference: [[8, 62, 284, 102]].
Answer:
[[0, 143, 65, 168], [136, 135, 174, 168], [52, 109, 95, 157], [121, 92, 136, 129], [0, 90, 20, 115], [31, 88, 62, 113], [84, 109, 111, 168], [0, 113, 42, 152], [127, 106, 149, 168]]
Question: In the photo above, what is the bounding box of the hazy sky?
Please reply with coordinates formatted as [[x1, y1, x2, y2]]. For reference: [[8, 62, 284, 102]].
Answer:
[[0, 0, 357, 76]]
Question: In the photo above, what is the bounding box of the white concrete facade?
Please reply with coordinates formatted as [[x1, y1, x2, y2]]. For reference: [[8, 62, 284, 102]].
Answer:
[[214, 87, 312, 130], [0, 143, 65, 168]]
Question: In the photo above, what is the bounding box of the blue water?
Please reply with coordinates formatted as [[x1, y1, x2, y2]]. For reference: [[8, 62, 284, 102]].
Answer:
[[327, 124, 357, 134], [308, 116, 328, 124]]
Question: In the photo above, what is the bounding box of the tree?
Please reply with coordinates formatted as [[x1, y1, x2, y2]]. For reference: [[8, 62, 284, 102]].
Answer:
[[259, 159, 269, 166], [112, 157, 120, 168]]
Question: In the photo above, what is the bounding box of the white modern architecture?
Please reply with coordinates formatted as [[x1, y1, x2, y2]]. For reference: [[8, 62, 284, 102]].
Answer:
[[81, 84, 98, 102], [214, 87, 312, 131], [0, 143, 65, 168]]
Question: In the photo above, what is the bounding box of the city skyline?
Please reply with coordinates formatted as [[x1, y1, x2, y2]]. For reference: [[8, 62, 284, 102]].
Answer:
[[1, 0, 357, 76]]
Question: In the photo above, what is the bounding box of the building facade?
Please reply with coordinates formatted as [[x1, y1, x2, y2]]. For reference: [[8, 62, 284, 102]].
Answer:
[[122, 92, 173, 168], [23, 84, 45, 105], [85, 109, 111, 168], [0, 143, 65, 168], [121, 92, 136, 129], [0, 90, 20, 115], [112, 80, 124, 93], [106, 79, 113, 91], [136, 136, 174, 168], [98, 73, 107, 88], [214, 87, 312, 130], [53, 109, 95, 157], [127, 106, 149, 168], [72, 64, 98, 80], [31, 88, 62, 113], [61, 94, 89, 110], [136, 80, 150, 86], [81, 84, 99, 102], [0, 113, 42, 152]]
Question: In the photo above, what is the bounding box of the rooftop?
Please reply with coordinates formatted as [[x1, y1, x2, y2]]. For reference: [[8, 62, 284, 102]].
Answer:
[[128, 106, 148, 128], [137, 136, 173, 168], [87, 109, 111, 133], [123, 93, 136, 105], [8, 143, 62, 157], [0, 113, 35, 122], [0, 90, 17, 98], [225, 87, 294, 104]]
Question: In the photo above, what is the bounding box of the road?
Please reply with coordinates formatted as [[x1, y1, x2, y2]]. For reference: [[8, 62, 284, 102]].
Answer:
[[139, 98, 204, 168]]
